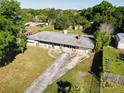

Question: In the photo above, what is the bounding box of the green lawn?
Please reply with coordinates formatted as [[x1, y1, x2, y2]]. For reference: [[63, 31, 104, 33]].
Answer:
[[103, 47, 124, 75], [44, 54, 100, 93], [0, 47, 54, 93], [26, 25, 84, 35], [66, 28, 84, 35], [102, 47, 124, 93], [102, 83, 124, 93]]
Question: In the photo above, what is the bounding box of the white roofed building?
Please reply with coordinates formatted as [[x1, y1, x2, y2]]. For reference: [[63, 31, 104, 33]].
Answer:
[[115, 33, 124, 49], [27, 31, 95, 54], [25, 22, 48, 27]]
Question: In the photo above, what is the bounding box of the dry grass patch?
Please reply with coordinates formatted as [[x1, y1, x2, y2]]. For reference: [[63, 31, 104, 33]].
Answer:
[[0, 47, 54, 93]]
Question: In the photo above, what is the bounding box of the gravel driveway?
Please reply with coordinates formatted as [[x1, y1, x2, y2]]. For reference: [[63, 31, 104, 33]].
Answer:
[[24, 53, 89, 93]]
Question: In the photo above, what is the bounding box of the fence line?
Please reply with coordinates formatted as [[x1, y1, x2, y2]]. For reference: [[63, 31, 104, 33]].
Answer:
[[103, 72, 124, 85]]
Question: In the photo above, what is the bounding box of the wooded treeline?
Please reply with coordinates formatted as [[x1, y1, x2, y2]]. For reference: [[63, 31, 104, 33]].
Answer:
[[21, 1, 124, 51], [21, 1, 124, 33], [0, 0, 124, 65], [0, 0, 26, 66]]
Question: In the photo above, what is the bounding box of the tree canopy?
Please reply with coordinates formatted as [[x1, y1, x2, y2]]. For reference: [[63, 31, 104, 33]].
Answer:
[[0, 0, 26, 65], [0, 0, 124, 64], [22, 1, 124, 33], [94, 30, 111, 52]]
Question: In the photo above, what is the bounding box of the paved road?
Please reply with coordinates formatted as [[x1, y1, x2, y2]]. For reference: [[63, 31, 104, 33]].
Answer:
[[24, 53, 88, 93]]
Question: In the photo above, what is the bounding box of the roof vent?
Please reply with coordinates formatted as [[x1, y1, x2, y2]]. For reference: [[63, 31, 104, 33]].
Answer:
[[63, 30, 68, 34], [75, 35, 80, 40]]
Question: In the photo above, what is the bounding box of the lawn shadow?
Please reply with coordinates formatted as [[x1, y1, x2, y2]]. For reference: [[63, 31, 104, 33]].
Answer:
[[110, 37, 117, 48], [0, 47, 27, 67], [91, 51, 103, 78], [89, 51, 102, 93]]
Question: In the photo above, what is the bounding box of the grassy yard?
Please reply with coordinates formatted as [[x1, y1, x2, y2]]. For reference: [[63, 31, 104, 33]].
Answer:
[[103, 47, 124, 75], [66, 28, 84, 35], [102, 47, 124, 93], [68, 30, 83, 35], [0, 47, 54, 93], [44, 54, 100, 93], [102, 83, 124, 93], [26, 25, 84, 35], [26, 25, 54, 33]]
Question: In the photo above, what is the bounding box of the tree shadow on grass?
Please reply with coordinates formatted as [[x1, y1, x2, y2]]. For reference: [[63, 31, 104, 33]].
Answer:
[[89, 51, 103, 93], [91, 51, 103, 78], [110, 37, 117, 48], [0, 47, 27, 67]]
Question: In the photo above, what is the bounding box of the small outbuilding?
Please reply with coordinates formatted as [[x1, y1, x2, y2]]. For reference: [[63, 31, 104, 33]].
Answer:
[[25, 22, 48, 27], [27, 31, 94, 54], [115, 33, 124, 49]]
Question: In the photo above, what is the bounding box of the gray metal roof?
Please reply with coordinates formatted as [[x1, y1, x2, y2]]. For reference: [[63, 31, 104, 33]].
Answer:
[[116, 33, 124, 43], [27, 31, 94, 49]]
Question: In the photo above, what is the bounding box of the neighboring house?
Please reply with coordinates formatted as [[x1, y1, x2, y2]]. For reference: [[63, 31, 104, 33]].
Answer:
[[27, 31, 94, 54], [25, 22, 48, 27], [115, 33, 124, 49], [74, 25, 83, 30]]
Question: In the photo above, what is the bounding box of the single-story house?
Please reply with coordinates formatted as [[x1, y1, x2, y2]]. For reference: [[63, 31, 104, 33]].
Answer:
[[25, 22, 48, 27], [115, 33, 124, 49], [27, 31, 94, 54]]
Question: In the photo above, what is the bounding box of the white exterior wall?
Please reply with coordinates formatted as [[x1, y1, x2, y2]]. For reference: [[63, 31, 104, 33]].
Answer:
[[39, 43, 48, 48], [27, 39, 92, 54], [76, 49, 85, 53], [62, 47, 75, 53], [54, 46, 60, 50], [117, 42, 124, 49], [27, 40, 38, 46], [27, 42, 36, 46], [115, 34, 124, 49]]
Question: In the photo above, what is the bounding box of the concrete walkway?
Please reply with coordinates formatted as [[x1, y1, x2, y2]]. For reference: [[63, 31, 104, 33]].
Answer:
[[24, 53, 89, 93], [48, 48, 62, 58]]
